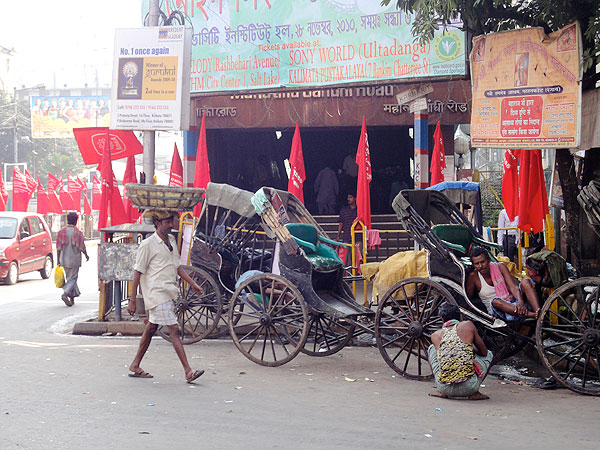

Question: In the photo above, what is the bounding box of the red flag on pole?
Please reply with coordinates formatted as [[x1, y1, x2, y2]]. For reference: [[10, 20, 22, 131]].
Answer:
[[517, 150, 549, 234], [73, 127, 143, 165], [83, 191, 92, 215], [36, 176, 49, 215], [47, 173, 63, 213], [92, 175, 102, 210], [98, 128, 128, 230], [169, 143, 184, 187], [0, 170, 8, 211], [355, 116, 372, 229], [68, 173, 82, 212], [502, 149, 520, 221], [122, 155, 140, 223], [12, 168, 30, 211], [287, 120, 306, 204], [193, 114, 211, 217], [430, 121, 446, 186]]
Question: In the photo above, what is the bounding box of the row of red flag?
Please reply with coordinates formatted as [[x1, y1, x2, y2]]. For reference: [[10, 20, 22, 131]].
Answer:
[[0, 168, 99, 215]]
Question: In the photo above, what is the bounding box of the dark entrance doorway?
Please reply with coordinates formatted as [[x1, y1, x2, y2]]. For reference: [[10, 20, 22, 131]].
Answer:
[[205, 126, 414, 215]]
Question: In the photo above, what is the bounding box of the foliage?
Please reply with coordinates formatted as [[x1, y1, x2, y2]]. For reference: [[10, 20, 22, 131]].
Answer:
[[0, 91, 85, 184], [381, 0, 600, 73]]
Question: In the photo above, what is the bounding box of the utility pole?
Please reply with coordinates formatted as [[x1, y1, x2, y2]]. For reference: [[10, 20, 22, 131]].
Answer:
[[143, 0, 160, 184], [13, 87, 18, 163]]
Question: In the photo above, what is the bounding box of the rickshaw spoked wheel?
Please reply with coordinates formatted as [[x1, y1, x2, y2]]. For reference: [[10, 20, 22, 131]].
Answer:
[[228, 273, 309, 367], [536, 277, 600, 395], [300, 314, 356, 357], [158, 265, 222, 344], [375, 277, 456, 380]]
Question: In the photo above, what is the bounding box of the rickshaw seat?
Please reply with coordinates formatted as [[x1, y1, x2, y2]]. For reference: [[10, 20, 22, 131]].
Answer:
[[285, 223, 343, 272], [432, 224, 501, 257]]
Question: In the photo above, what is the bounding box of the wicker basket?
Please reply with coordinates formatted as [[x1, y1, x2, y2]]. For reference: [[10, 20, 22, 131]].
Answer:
[[125, 183, 205, 212]]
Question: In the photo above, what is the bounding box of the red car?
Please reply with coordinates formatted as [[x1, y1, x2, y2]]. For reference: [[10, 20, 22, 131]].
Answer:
[[0, 212, 54, 285]]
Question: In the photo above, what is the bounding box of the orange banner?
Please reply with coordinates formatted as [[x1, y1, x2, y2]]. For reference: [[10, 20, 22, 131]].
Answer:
[[470, 22, 581, 148]]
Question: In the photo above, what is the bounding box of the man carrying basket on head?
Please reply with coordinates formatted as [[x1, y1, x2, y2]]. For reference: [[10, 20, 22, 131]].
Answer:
[[127, 209, 204, 383]]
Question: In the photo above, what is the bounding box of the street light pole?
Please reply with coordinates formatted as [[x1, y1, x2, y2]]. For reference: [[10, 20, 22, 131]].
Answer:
[[143, 0, 160, 184], [13, 87, 18, 163]]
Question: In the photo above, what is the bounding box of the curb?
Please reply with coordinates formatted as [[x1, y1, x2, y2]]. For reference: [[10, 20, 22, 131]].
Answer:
[[73, 320, 146, 336]]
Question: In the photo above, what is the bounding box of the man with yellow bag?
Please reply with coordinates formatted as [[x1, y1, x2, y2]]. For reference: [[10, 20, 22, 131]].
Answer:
[[56, 212, 89, 306]]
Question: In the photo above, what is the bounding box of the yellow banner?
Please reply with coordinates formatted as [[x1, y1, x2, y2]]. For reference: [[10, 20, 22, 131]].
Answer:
[[470, 23, 581, 148]]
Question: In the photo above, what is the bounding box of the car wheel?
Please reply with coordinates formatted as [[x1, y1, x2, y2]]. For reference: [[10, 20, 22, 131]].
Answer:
[[4, 262, 18, 285], [40, 256, 53, 279]]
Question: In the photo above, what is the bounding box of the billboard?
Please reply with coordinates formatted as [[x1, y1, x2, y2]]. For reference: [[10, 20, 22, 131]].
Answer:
[[470, 22, 582, 149], [141, 0, 467, 93], [30, 95, 110, 138], [110, 26, 191, 131]]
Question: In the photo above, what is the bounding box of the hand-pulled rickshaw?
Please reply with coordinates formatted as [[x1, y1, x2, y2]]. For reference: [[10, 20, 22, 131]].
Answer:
[[386, 189, 600, 395]]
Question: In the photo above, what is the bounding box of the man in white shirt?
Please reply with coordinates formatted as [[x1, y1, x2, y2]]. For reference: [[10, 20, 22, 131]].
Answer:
[[497, 209, 519, 262], [127, 209, 204, 383]]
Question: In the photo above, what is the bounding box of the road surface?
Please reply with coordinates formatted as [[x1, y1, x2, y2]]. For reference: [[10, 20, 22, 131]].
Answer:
[[1, 241, 600, 449]]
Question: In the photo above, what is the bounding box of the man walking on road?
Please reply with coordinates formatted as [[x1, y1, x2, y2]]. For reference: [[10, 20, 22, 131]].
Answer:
[[56, 211, 89, 306], [127, 209, 204, 383]]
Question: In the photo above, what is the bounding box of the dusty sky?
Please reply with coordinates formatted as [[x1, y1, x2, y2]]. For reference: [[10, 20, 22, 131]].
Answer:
[[0, 0, 141, 89]]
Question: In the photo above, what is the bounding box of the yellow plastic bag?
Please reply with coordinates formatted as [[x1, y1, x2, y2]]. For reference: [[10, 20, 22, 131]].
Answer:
[[54, 265, 65, 288]]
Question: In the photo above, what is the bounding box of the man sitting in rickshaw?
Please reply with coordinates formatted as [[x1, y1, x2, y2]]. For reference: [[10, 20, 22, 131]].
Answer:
[[466, 247, 541, 320]]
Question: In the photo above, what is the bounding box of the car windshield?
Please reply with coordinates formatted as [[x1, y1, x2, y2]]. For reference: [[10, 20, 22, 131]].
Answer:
[[0, 217, 18, 239]]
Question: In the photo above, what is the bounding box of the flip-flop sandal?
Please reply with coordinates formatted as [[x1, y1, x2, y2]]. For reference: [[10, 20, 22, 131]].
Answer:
[[129, 371, 153, 378], [186, 369, 205, 383]]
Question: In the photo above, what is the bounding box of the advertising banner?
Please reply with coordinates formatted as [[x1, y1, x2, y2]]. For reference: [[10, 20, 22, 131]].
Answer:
[[141, 0, 466, 93], [111, 26, 191, 130], [470, 23, 582, 148], [30, 95, 110, 138]]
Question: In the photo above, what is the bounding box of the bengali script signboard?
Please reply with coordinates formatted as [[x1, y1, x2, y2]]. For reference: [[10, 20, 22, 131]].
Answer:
[[470, 23, 582, 149], [142, 0, 466, 93]]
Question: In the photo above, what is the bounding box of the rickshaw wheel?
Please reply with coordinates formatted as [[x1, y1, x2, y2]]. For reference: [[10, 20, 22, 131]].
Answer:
[[158, 265, 222, 344], [300, 314, 356, 357], [228, 273, 309, 367], [375, 277, 456, 380], [536, 277, 600, 396]]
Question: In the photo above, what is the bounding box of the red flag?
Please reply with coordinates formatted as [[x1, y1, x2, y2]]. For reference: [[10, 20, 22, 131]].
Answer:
[[60, 190, 75, 212], [67, 173, 82, 212], [92, 175, 102, 210], [287, 120, 306, 204], [122, 155, 140, 223], [0, 170, 8, 211], [430, 121, 446, 186], [193, 114, 211, 217], [36, 177, 49, 215], [98, 128, 128, 230], [502, 149, 520, 221], [169, 143, 184, 187], [73, 127, 143, 165], [12, 168, 30, 211], [47, 173, 63, 213], [517, 150, 549, 234], [355, 116, 372, 229], [83, 191, 92, 215]]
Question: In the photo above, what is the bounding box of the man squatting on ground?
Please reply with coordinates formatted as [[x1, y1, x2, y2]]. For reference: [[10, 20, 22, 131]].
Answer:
[[127, 209, 204, 383], [466, 246, 541, 320], [56, 211, 89, 307], [428, 303, 493, 400]]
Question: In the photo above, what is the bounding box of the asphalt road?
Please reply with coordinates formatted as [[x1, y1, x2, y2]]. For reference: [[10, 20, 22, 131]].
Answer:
[[2, 242, 600, 449]]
